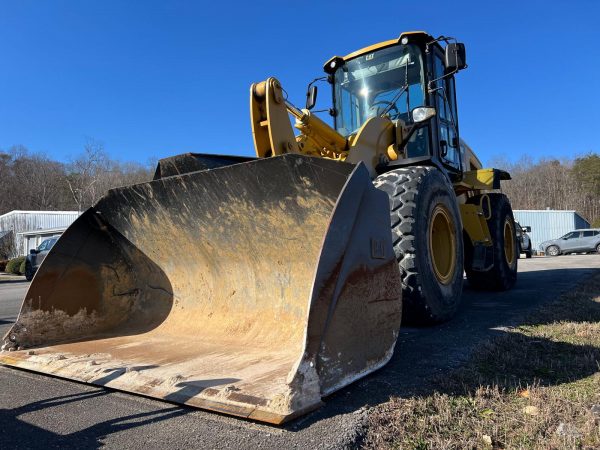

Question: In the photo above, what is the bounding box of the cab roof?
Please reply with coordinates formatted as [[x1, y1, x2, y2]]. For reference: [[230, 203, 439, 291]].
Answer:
[[323, 31, 437, 72]]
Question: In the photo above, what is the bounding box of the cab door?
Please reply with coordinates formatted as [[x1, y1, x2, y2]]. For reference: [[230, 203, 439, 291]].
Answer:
[[432, 51, 462, 173]]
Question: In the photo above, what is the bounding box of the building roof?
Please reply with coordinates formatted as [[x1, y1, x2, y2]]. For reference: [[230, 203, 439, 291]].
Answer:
[[17, 227, 68, 236], [512, 209, 580, 213], [0, 210, 79, 219]]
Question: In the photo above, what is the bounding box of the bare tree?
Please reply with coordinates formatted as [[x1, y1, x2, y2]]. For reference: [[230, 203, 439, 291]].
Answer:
[[495, 153, 600, 225], [0, 141, 153, 216], [65, 139, 111, 211]]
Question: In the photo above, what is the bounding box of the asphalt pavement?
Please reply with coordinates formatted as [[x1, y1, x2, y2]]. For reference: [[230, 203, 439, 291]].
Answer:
[[1, 255, 599, 449]]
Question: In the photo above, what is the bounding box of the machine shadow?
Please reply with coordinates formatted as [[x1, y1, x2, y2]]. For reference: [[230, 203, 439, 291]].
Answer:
[[0, 389, 189, 450], [284, 266, 600, 431]]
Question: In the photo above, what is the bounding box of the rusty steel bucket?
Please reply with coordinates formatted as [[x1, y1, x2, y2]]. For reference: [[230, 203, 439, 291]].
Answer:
[[1, 154, 402, 424]]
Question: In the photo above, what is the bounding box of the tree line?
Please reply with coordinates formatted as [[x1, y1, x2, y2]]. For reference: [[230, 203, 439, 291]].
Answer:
[[1, 143, 599, 227], [0, 141, 154, 215], [492, 153, 600, 227]]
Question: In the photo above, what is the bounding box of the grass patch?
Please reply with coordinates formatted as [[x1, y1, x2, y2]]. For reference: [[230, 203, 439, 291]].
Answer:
[[364, 273, 600, 449]]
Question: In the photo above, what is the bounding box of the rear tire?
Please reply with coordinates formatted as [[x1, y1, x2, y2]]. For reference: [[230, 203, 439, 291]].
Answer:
[[596, 243, 600, 254], [465, 194, 517, 291], [374, 166, 464, 324], [525, 250, 532, 259]]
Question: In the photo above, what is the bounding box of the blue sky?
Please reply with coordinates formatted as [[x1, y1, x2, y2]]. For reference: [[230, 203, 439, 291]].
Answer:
[[1, 0, 598, 166]]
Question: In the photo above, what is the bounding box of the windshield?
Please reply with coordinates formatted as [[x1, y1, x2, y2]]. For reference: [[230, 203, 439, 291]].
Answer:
[[333, 44, 425, 136], [37, 238, 58, 252]]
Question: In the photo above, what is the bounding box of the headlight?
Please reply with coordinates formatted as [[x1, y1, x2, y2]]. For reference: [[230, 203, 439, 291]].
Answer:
[[411, 107, 436, 123]]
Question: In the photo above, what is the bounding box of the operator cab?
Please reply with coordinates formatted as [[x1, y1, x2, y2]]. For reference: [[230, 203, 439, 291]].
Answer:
[[324, 32, 467, 177]]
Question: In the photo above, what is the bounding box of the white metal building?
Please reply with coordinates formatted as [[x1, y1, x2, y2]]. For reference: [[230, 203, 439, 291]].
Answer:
[[0, 210, 79, 258]]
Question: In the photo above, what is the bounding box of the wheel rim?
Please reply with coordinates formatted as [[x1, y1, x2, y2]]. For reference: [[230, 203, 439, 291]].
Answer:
[[548, 246, 558, 256], [429, 204, 456, 285], [503, 218, 516, 266]]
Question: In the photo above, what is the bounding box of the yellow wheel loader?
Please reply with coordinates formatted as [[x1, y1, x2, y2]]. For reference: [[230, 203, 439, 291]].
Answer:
[[1, 31, 517, 424]]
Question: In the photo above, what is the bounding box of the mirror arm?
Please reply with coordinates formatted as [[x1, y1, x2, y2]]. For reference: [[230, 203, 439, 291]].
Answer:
[[397, 120, 427, 149]]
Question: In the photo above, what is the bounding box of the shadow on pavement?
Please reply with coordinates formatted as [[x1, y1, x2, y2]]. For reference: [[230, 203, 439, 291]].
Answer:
[[0, 279, 28, 284], [0, 390, 189, 450]]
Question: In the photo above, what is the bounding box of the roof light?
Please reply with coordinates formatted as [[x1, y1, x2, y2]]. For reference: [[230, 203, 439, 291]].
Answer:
[[401, 36, 409, 45]]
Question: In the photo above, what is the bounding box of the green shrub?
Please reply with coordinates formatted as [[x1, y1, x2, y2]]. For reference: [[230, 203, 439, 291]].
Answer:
[[6, 256, 26, 275], [19, 258, 26, 275], [0, 260, 7, 272]]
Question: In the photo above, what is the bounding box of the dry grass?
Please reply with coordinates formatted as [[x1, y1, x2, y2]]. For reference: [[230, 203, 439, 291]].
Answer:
[[364, 273, 600, 450]]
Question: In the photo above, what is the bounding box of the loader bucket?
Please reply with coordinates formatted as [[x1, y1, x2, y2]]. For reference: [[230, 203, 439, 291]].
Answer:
[[1, 154, 402, 424]]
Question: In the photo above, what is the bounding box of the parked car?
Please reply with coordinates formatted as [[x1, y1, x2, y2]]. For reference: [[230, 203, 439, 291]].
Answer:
[[25, 237, 59, 281], [515, 223, 532, 258], [540, 229, 600, 256]]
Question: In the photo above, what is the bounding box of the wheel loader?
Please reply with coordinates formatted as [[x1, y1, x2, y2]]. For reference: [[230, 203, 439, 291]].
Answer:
[[1, 31, 517, 424]]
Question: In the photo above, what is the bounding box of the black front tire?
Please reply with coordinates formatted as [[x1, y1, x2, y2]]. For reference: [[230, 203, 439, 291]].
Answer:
[[546, 245, 560, 257], [24, 262, 35, 281], [465, 194, 518, 291], [525, 250, 532, 259], [375, 166, 464, 324]]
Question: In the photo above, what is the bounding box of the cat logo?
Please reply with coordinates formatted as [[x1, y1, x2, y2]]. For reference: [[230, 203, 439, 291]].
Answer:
[[371, 237, 386, 259], [365, 53, 374, 61]]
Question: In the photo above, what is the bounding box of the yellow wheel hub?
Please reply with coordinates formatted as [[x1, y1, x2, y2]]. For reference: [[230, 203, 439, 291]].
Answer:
[[429, 204, 456, 285], [503, 218, 516, 266]]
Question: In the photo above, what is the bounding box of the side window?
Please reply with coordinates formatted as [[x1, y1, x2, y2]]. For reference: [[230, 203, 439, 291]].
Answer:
[[564, 232, 580, 239], [583, 230, 598, 237], [337, 86, 361, 136], [37, 240, 48, 251], [433, 54, 459, 168]]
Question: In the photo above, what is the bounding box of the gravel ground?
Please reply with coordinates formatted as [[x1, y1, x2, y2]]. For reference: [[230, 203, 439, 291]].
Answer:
[[0, 255, 598, 449]]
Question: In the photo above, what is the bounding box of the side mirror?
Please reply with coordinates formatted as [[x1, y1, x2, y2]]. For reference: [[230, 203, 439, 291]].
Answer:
[[30, 249, 38, 254], [522, 226, 531, 233], [306, 85, 318, 110], [411, 106, 436, 123], [445, 43, 467, 72]]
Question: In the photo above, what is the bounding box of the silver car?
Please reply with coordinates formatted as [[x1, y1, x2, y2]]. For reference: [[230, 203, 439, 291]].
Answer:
[[540, 229, 600, 256]]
